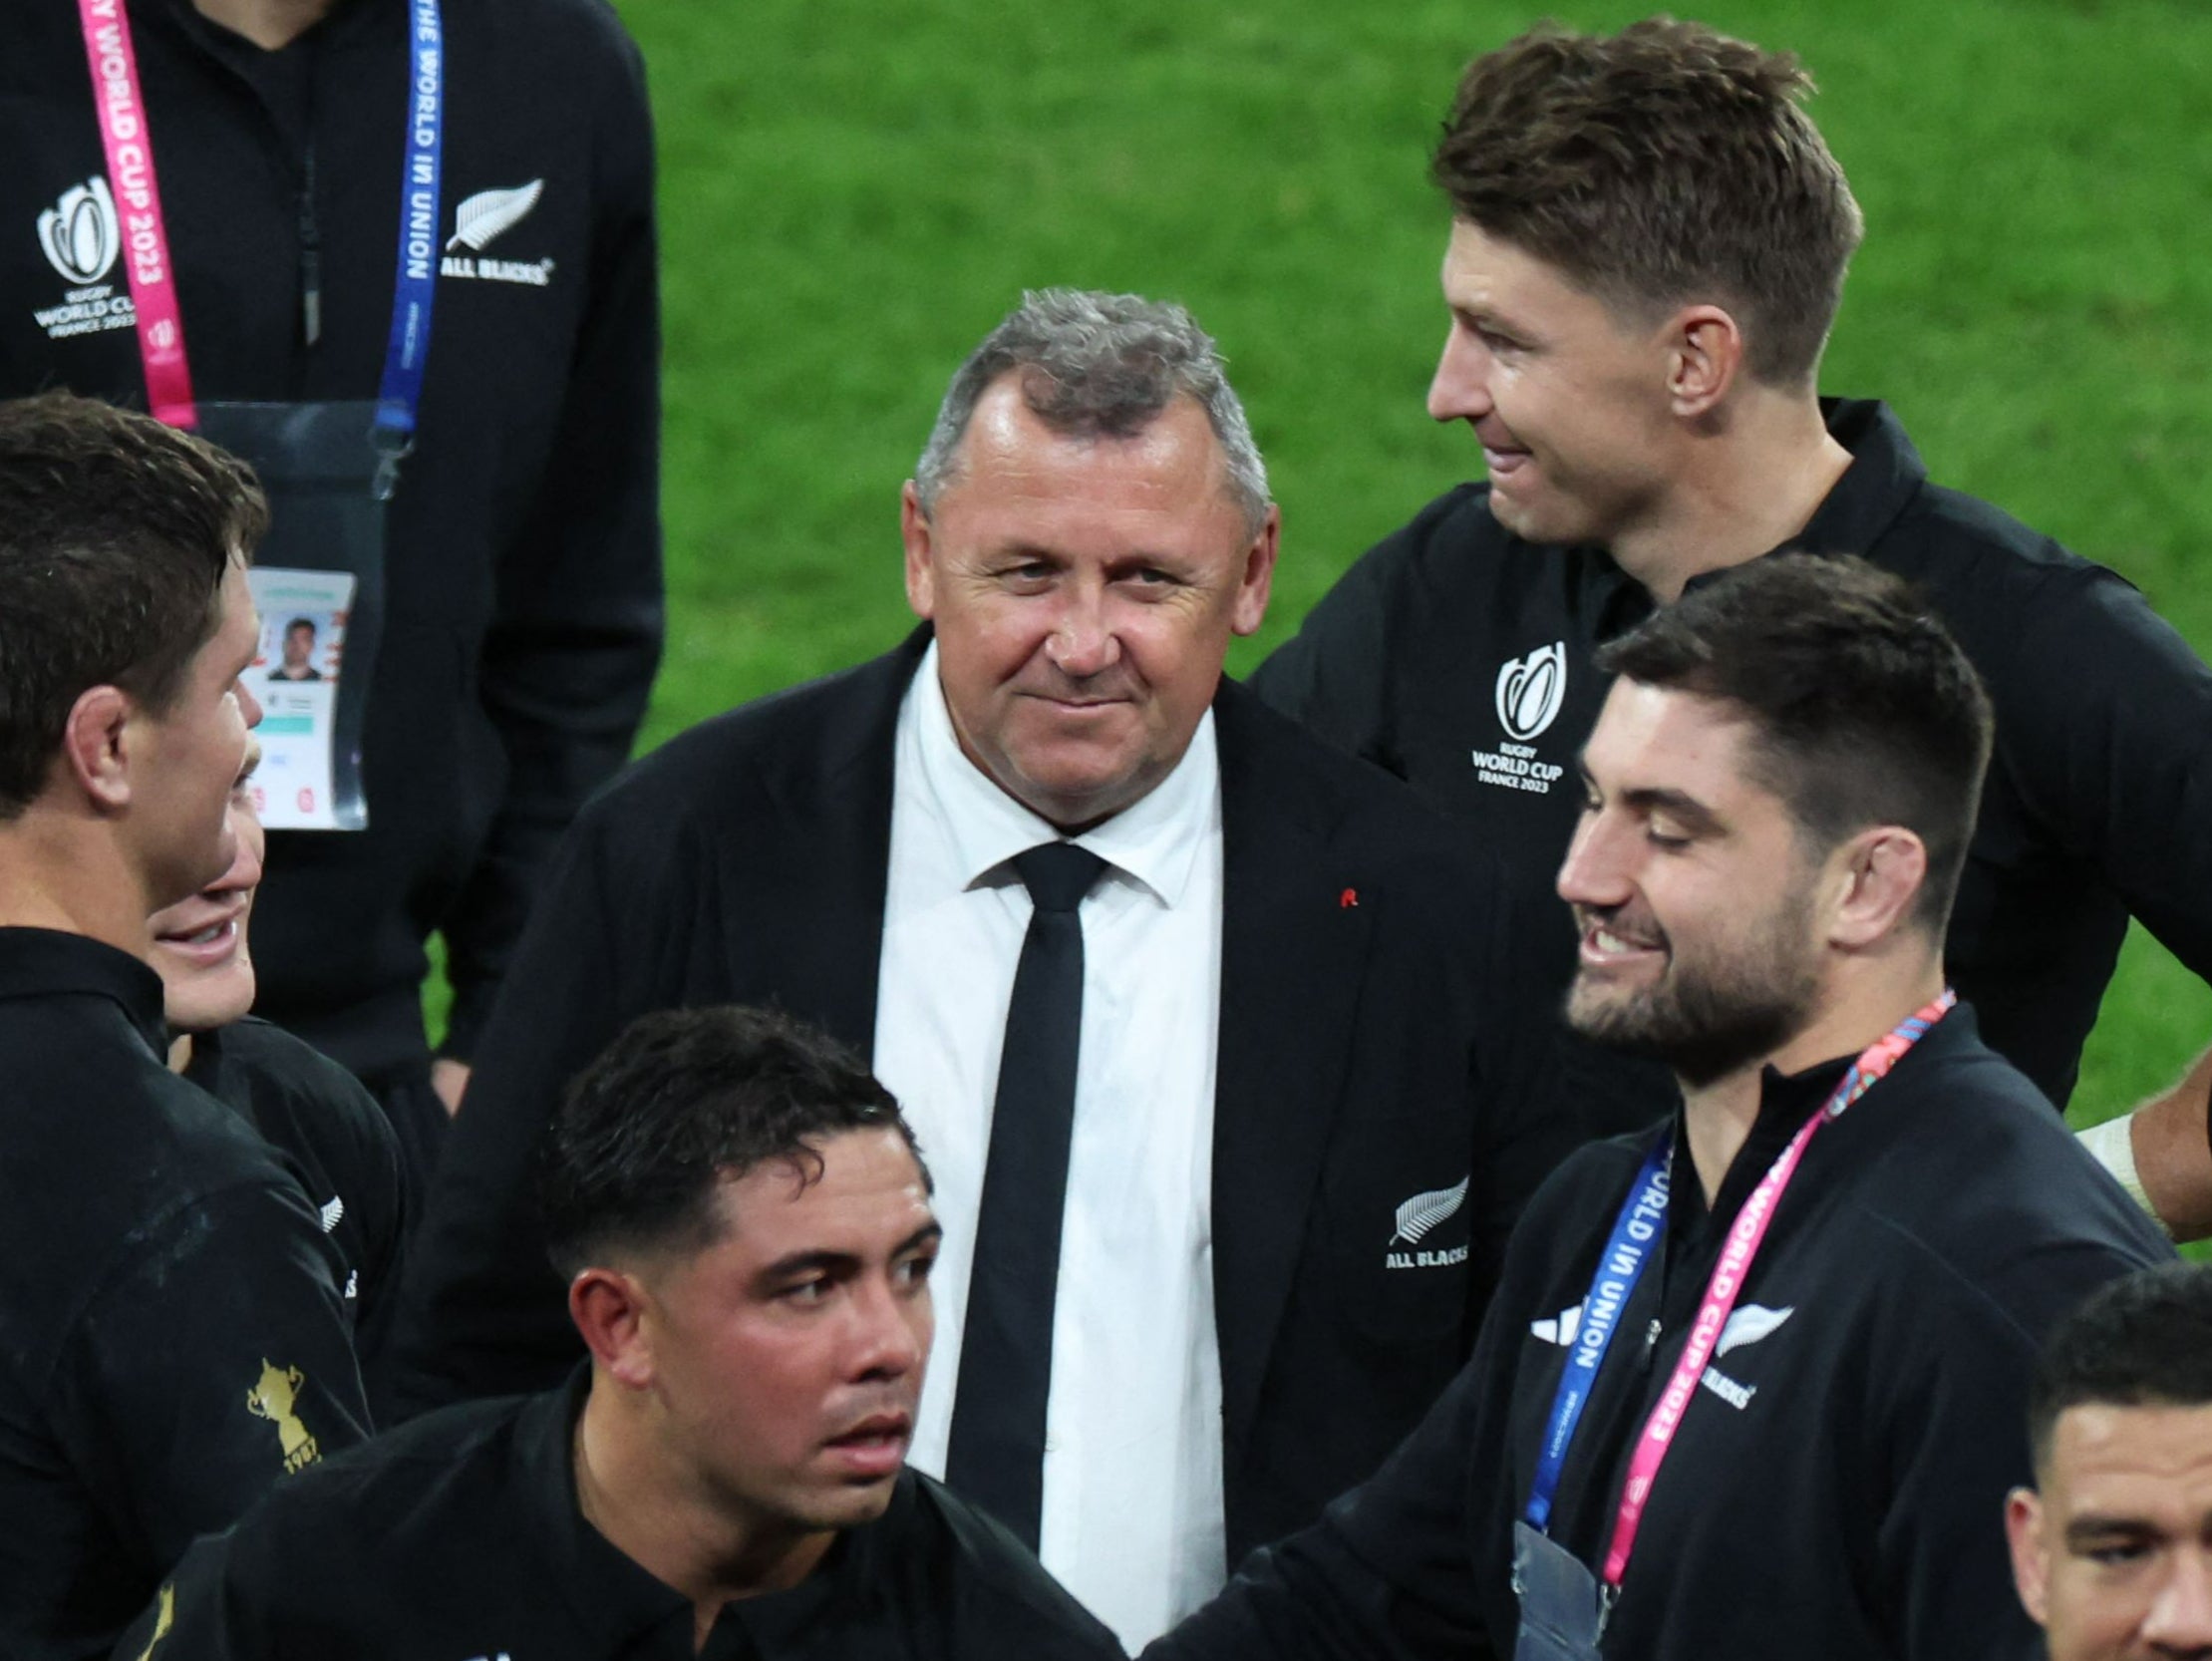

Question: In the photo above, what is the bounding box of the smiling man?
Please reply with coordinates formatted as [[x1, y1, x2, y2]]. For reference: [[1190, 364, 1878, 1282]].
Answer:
[[401, 289, 1565, 1646], [1252, 18, 2212, 1230], [0, 391, 369, 1661], [2009, 1265, 2212, 1661], [149, 748, 411, 1414], [1153, 555, 2171, 1661], [115, 1005, 1122, 1660]]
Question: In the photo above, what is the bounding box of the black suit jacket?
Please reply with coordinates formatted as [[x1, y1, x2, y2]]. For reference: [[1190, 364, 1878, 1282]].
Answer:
[[395, 632, 1575, 1563]]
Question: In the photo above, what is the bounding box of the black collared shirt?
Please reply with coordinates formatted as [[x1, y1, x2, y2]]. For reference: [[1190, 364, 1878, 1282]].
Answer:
[[114, 1369, 1128, 1660], [0, 928, 369, 1661], [1151, 1005, 2175, 1661], [1254, 399, 2212, 1120]]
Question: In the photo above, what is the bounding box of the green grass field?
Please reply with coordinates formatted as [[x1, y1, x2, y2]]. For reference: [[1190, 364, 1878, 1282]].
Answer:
[[552, 0, 2212, 1130]]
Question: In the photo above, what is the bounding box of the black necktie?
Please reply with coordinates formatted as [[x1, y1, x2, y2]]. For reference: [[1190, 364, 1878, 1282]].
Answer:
[[944, 839, 1106, 1548]]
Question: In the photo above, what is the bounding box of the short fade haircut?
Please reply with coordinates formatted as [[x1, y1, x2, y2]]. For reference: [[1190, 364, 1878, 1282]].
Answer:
[[0, 391, 266, 818], [2028, 1265, 2212, 1475], [912, 287, 1271, 536], [540, 1005, 924, 1280], [1431, 18, 1864, 387], [1597, 553, 1993, 933]]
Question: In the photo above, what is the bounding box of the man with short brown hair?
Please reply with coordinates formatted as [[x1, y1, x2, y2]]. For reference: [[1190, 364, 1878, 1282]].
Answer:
[[1157, 555, 2171, 1661], [1254, 16, 2212, 1230]]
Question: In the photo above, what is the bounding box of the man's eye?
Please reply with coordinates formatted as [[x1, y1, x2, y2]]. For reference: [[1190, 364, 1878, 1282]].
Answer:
[[897, 1254, 937, 1288], [781, 1279, 830, 1305], [1645, 826, 1692, 850]]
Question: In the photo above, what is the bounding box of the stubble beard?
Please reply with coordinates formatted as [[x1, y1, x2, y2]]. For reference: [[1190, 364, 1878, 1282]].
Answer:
[[1566, 905, 1823, 1090]]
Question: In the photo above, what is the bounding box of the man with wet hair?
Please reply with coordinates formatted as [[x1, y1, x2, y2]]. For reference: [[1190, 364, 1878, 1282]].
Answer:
[[403, 288, 1562, 1646], [1254, 17, 2212, 1232], [2008, 1265, 2212, 1661], [0, 390, 368, 1661], [1156, 555, 2169, 1661], [115, 1005, 1122, 1660]]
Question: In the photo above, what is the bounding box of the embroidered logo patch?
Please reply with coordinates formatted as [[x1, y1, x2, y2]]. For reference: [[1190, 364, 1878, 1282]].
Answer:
[[440, 179, 555, 287], [39, 176, 119, 284], [245, 1358, 321, 1474], [29, 175, 138, 342], [1494, 641, 1568, 742], [1385, 1176, 1471, 1269]]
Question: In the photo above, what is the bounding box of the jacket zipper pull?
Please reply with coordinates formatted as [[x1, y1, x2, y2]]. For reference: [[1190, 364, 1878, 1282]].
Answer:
[[299, 149, 322, 347]]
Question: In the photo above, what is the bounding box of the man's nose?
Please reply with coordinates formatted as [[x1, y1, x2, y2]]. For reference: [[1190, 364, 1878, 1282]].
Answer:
[[234, 676, 263, 730], [848, 1276, 926, 1383], [1555, 809, 1634, 910], [1045, 585, 1118, 679], [2141, 1547, 2212, 1652], [1427, 322, 1495, 425]]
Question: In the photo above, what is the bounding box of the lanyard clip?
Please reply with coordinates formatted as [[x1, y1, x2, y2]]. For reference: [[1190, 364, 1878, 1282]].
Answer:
[[370, 423, 414, 503], [1596, 1581, 1620, 1639]]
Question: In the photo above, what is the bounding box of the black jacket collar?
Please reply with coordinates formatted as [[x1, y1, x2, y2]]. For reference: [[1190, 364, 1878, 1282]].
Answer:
[[0, 926, 168, 1057]]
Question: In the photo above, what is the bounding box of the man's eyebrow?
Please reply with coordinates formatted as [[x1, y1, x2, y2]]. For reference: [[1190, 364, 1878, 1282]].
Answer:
[[1572, 759, 1726, 834], [759, 1222, 942, 1282], [1619, 788, 1724, 834], [2064, 1514, 2156, 1547]]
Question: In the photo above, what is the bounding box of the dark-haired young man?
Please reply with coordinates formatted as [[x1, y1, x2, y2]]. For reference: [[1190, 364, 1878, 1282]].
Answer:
[[117, 1004, 1124, 1660], [1156, 557, 2171, 1661], [1253, 17, 2212, 1231], [2008, 1265, 2212, 1661], [0, 391, 369, 1661]]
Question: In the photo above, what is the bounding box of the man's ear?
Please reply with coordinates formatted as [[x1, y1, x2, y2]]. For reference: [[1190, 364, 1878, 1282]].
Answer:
[[2005, 1487, 2052, 1626], [570, 1267, 656, 1389], [1665, 304, 1744, 420], [1229, 504, 1281, 638], [900, 481, 936, 622], [61, 685, 136, 811], [1824, 827, 1930, 950]]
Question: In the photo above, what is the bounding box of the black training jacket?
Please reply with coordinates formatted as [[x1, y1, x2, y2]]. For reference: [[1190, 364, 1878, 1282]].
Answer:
[[186, 1017, 411, 1414], [0, 0, 663, 1074], [1149, 1005, 2174, 1661], [1254, 399, 2212, 1124], [0, 930, 370, 1661]]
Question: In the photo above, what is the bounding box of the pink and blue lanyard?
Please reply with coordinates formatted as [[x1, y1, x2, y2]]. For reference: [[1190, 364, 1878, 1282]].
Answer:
[[1522, 990, 1958, 1593], [75, 0, 445, 497]]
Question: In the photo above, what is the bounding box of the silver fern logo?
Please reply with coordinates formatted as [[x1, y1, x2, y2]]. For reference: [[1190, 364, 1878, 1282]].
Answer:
[[318, 1195, 345, 1234], [1715, 1303, 1792, 1357], [1385, 1176, 1471, 1269], [1494, 641, 1567, 743], [38, 177, 120, 285], [448, 180, 543, 252]]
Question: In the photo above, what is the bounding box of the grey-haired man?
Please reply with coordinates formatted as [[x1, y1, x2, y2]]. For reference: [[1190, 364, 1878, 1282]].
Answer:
[[401, 289, 1571, 1647]]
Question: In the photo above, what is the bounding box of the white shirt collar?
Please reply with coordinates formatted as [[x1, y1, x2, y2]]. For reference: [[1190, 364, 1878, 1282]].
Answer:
[[910, 640, 1219, 908]]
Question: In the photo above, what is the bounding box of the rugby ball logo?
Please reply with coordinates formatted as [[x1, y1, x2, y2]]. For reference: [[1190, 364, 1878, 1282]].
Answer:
[[38, 177, 119, 286], [1494, 641, 1567, 742]]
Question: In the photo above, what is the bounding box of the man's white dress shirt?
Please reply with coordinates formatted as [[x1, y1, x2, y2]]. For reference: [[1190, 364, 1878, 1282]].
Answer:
[[873, 643, 1226, 1649]]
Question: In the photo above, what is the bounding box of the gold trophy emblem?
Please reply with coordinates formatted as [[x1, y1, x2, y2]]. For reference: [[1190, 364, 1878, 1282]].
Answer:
[[245, 1359, 321, 1474]]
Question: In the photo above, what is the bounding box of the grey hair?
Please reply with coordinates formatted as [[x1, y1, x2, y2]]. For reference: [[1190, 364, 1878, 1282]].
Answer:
[[912, 288, 1272, 536]]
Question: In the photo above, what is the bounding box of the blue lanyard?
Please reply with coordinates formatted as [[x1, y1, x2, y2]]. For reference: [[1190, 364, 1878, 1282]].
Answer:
[[1523, 1136, 1672, 1531], [372, 0, 445, 499]]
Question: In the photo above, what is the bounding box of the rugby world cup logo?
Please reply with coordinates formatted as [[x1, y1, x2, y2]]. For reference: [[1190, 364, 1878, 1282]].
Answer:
[[38, 178, 120, 286], [1494, 641, 1567, 742]]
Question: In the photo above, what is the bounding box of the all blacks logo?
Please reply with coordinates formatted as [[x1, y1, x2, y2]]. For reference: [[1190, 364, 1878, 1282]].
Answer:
[[1493, 641, 1567, 742]]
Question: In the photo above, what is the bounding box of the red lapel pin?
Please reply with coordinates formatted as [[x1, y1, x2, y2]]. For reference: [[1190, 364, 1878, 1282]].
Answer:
[[1340, 887, 1359, 908]]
